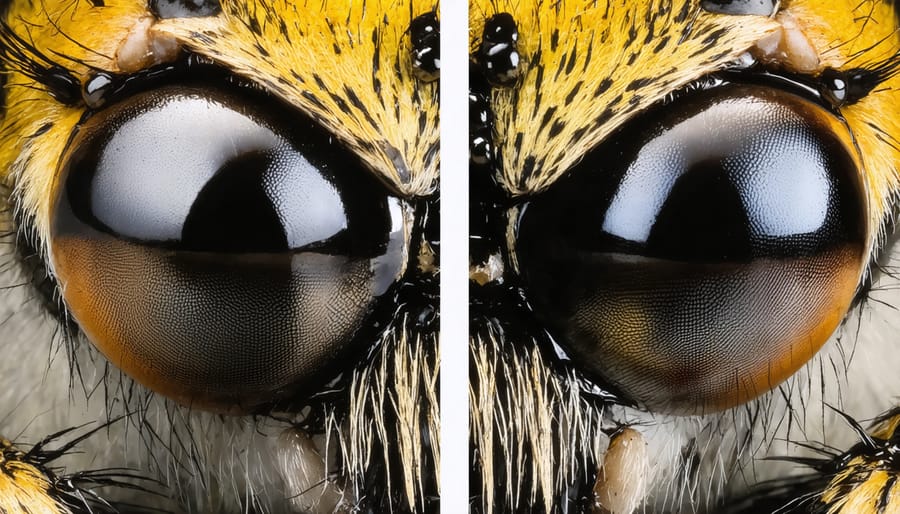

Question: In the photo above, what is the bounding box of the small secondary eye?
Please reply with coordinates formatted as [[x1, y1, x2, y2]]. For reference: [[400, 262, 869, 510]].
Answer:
[[516, 83, 868, 415], [50, 85, 407, 413]]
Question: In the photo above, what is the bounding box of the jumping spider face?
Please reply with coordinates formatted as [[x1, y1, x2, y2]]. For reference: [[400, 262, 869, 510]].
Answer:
[[0, 1, 439, 512], [469, 1, 900, 513]]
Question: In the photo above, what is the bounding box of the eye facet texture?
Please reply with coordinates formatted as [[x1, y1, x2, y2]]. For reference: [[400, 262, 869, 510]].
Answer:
[[50, 85, 406, 413], [516, 84, 867, 414]]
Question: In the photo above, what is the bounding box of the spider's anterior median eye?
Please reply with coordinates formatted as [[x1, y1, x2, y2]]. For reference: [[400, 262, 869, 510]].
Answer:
[[49, 85, 407, 413], [516, 84, 868, 415]]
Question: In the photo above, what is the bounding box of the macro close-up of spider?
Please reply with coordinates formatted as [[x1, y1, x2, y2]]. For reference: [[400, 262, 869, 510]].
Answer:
[[3, 0, 900, 513]]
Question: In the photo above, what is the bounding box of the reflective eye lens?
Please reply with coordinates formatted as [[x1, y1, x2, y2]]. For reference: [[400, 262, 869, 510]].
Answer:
[[516, 84, 867, 414], [50, 85, 406, 413]]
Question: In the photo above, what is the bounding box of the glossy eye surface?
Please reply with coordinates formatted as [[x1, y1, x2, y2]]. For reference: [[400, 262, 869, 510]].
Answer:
[[50, 85, 406, 413], [516, 84, 867, 415]]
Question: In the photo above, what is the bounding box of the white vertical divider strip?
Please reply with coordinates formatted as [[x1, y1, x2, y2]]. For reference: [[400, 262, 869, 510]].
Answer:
[[439, 0, 469, 512]]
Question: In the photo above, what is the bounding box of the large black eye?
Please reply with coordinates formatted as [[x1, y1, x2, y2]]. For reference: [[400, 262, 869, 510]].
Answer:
[[50, 85, 407, 413], [516, 83, 867, 415]]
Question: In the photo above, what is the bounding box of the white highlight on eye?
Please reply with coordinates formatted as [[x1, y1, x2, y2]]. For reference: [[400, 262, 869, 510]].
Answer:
[[602, 140, 681, 244], [93, 94, 349, 248], [261, 149, 348, 248], [93, 97, 278, 241], [601, 98, 830, 243], [730, 135, 830, 237], [370, 198, 409, 295]]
